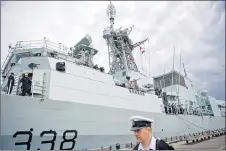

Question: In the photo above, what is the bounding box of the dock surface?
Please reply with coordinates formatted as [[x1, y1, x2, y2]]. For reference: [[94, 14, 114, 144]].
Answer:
[[119, 135, 225, 150], [172, 135, 225, 150]]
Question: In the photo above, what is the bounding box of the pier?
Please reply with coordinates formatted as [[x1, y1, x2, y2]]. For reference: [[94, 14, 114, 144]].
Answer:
[[173, 135, 225, 150], [90, 128, 225, 150]]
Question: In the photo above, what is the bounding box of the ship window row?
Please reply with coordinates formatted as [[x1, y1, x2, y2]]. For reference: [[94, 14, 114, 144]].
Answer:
[[153, 72, 186, 89]]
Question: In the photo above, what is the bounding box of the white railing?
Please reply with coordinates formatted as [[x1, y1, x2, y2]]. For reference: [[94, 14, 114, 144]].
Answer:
[[13, 37, 71, 54], [1, 47, 14, 74], [1, 38, 72, 78], [2, 38, 71, 69]]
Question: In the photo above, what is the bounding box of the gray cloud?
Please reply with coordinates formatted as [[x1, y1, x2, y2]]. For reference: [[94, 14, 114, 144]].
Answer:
[[1, 1, 225, 100]]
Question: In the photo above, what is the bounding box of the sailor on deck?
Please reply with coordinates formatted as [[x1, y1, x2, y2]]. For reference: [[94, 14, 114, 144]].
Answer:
[[130, 116, 174, 150], [19, 73, 32, 96], [7, 72, 15, 95]]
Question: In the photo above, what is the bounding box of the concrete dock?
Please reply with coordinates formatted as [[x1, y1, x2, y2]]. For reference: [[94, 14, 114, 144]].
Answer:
[[172, 135, 225, 150], [92, 131, 225, 150], [119, 135, 225, 150]]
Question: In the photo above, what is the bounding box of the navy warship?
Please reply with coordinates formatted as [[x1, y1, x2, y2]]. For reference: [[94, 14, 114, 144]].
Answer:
[[1, 1, 225, 150]]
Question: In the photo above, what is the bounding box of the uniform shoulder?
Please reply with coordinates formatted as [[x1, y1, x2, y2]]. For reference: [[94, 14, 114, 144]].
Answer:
[[133, 143, 139, 150], [157, 139, 175, 150]]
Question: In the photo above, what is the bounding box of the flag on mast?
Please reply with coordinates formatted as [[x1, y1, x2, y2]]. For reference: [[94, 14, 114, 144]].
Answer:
[[140, 46, 145, 54]]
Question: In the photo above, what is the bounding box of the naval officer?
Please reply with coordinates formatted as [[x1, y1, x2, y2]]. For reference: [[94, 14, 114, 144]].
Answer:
[[130, 116, 175, 150]]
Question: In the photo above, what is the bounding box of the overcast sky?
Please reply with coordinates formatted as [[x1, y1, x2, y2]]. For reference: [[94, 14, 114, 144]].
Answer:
[[1, 1, 225, 100]]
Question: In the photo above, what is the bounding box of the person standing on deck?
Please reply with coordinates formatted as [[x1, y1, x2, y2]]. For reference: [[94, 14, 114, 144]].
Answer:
[[7, 72, 15, 95], [164, 105, 168, 114], [19, 73, 32, 96], [171, 103, 175, 114], [168, 104, 171, 114]]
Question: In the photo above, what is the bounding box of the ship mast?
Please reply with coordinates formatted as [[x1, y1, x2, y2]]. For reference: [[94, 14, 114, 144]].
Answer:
[[103, 1, 148, 74], [107, 1, 116, 30], [177, 49, 182, 105]]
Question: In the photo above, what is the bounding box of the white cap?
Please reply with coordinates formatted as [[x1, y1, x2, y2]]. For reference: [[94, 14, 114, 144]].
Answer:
[[129, 116, 154, 131]]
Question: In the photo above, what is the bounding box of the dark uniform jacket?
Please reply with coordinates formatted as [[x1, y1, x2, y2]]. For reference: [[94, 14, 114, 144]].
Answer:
[[7, 75, 15, 86], [133, 139, 175, 150], [20, 77, 31, 90]]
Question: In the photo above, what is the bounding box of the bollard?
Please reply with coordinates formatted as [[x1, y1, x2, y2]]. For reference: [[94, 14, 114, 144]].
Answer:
[[179, 136, 182, 141], [109, 145, 112, 150], [125, 143, 130, 148], [116, 143, 120, 150]]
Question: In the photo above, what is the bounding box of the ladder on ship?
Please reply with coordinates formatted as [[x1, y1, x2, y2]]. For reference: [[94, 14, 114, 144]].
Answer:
[[1, 46, 14, 78], [31, 71, 47, 99]]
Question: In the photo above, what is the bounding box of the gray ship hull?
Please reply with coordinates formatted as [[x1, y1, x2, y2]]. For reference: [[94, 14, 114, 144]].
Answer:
[[1, 94, 225, 150]]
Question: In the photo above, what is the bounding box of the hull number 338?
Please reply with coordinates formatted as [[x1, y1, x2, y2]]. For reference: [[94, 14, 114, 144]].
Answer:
[[13, 128, 78, 150]]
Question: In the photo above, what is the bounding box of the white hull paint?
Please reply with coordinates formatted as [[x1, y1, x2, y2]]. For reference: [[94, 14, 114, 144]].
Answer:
[[1, 94, 225, 150], [1, 2, 224, 150]]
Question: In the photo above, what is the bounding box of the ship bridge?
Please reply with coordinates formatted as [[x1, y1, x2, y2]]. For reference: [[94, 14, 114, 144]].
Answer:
[[153, 70, 198, 114]]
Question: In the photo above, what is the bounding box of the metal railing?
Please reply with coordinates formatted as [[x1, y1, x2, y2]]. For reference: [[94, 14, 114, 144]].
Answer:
[[88, 128, 225, 150], [13, 37, 71, 54], [1, 38, 72, 80], [1, 47, 14, 74], [185, 128, 225, 144], [2, 38, 71, 70]]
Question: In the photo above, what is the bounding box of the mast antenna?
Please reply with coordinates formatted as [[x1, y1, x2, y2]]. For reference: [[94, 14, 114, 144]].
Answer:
[[107, 0, 116, 29], [103, 1, 148, 74], [177, 49, 182, 104], [182, 62, 187, 77], [171, 46, 175, 96]]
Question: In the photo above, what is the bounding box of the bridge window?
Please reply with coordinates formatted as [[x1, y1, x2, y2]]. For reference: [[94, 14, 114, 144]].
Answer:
[[153, 71, 186, 88]]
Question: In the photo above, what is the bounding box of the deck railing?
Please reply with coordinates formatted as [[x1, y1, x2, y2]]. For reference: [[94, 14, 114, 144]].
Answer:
[[1, 37, 72, 78], [13, 37, 71, 54]]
